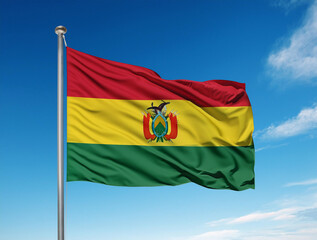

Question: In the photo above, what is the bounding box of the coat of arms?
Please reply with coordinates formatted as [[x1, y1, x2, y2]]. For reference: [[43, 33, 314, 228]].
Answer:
[[143, 101, 178, 142]]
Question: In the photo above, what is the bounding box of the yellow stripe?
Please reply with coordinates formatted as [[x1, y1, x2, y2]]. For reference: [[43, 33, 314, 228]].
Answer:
[[67, 97, 254, 147]]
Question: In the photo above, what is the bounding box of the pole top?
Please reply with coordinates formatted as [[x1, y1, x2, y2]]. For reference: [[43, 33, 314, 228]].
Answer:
[[55, 26, 67, 35]]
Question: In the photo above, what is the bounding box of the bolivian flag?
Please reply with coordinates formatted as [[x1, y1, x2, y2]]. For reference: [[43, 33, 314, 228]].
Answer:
[[67, 48, 255, 190]]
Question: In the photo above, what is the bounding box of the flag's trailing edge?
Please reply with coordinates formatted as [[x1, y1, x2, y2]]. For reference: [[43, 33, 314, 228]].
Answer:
[[66, 47, 255, 190]]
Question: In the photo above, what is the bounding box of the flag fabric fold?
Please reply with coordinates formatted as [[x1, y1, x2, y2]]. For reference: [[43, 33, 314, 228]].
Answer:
[[67, 47, 255, 190]]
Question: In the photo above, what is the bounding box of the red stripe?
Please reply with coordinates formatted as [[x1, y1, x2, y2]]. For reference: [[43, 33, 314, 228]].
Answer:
[[67, 47, 251, 107]]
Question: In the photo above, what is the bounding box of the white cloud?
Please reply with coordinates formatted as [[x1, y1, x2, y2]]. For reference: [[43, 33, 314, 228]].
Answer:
[[255, 143, 288, 152], [208, 208, 298, 226], [273, 0, 312, 11], [285, 178, 317, 187], [191, 227, 317, 240], [229, 208, 297, 223], [242, 227, 317, 240], [267, 0, 317, 83], [258, 104, 317, 139], [191, 230, 240, 240], [181, 191, 317, 240]]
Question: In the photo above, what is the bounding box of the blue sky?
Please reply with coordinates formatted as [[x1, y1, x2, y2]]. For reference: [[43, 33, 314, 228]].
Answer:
[[1, 0, 317, 239]]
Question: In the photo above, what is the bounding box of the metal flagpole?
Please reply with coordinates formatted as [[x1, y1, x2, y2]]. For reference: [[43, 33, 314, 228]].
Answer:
[[55, 25, 67, 240]]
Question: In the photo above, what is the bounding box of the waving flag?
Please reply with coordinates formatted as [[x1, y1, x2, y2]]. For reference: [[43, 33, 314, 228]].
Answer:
[[66, 47, 255, 190]]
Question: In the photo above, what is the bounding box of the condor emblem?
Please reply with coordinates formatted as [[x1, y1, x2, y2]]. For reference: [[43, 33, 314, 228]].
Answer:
[[143, 101, 178, 142]]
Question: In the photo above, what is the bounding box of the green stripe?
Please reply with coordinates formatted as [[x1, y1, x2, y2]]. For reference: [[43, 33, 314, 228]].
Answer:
[[67, 143, 255, 191]]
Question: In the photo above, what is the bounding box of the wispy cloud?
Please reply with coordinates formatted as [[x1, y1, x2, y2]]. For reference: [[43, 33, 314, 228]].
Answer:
[[208, 208, 299, 226], [189, 227, 317, 240], [191, 230, 239, 240], [267, 0, 317, 83], [273, 0, 312, 11], [242, 227, 317, 240], [256, 104, 317, 139], [285, 178, 317, 187], [229, 208, 297, 223], [255, 143, 288, 152], [185, 192, 317, 240]]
